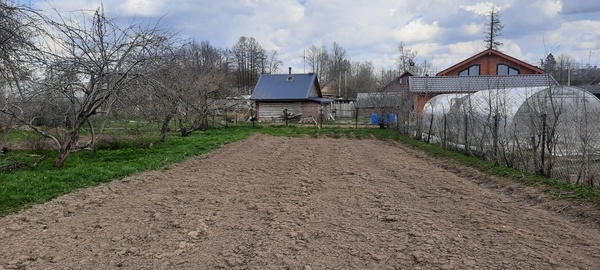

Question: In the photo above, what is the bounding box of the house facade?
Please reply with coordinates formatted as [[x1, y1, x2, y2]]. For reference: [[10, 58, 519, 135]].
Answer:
[[407, 49, 551, 114], [436, 48, 545, 76], [250, 72, 332, 121]]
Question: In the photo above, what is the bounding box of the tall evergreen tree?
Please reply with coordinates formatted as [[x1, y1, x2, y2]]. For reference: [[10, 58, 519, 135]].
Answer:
[[541, 53, 557, 74]]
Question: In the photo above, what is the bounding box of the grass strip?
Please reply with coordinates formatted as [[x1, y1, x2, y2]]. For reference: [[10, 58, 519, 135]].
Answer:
[[0, 127, 253, 216], [1, 124, 599, 217]]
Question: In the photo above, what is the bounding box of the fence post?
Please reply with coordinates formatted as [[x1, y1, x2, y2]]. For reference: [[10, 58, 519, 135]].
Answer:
[[463, 114, 469, 152], [355, 108, 358, 128], [540, 113, 547, 176], [493, 114, 499, 163], [319, 107, 323, 129], [427, 114, 433, 143], [443, 114, 447, 148]]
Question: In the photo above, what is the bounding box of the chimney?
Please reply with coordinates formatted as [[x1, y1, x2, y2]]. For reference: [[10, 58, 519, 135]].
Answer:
[[289, 67, 292, 75]]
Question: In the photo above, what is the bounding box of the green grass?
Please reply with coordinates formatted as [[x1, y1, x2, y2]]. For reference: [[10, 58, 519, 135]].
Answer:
[[1, 124, 600, 217], [0, 129, 39, 142], [393, 134, 600, 205], [0, 126, 253, 216]]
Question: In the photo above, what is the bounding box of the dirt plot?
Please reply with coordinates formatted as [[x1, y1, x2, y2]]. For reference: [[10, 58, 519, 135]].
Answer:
[[2, 134, 600, 269]]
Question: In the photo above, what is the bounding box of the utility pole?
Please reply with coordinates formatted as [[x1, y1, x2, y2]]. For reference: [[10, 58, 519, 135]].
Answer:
[[299, 50, 306, 73], [338, 72, 341, 97], [344, 70, 347, 99]]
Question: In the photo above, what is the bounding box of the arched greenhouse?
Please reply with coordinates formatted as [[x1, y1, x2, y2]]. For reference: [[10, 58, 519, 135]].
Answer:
[[421, 86, 600, 184]]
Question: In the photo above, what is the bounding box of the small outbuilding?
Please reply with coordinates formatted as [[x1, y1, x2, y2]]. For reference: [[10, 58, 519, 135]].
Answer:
[[250, 71, 332, 121]]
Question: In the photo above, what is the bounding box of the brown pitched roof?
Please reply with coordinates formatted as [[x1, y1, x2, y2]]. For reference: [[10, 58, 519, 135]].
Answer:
[[436, 49, 545, 76], [380, 71, 414, 91]]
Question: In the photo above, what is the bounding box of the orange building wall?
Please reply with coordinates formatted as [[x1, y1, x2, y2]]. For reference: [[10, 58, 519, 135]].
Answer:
[[413, 94, 436, 117]]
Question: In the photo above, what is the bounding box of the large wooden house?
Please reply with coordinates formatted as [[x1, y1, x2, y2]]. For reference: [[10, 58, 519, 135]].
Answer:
[[408, 49, 553, 114], [436, 48, 545, 76]]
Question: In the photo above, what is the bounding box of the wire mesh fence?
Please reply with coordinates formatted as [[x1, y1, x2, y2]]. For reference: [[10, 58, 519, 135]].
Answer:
[[418, 86, 600, 186]]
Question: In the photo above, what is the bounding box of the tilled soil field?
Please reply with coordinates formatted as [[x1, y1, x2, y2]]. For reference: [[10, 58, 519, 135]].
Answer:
[[1, 134, 600, 269]]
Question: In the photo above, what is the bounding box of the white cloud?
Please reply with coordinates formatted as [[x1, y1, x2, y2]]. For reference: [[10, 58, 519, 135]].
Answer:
[[541, 0, 561, 16], [460, 2, 508, 16], [118, 0, 165, 16], [448, 41, 482, 55], [502, 42, 524, 59], [394, 20, 441, 43], [543, 20, 600, 62], [462, 23, 481, 36], [15, 0, 600, 75]]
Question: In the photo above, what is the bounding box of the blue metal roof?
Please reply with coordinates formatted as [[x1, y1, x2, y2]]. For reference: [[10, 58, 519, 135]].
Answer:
[[409, 74, 558, 93], [250, 73, 325, 101]]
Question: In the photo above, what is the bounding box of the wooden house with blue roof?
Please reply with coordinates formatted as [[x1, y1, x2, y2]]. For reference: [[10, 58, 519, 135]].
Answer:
[[250, 69, 332, 121]]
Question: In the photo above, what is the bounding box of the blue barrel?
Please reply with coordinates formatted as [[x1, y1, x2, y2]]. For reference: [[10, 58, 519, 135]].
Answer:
[[370, 113, 379, 125], [371, 113, 396, 125], [388, 113, 397, 124]]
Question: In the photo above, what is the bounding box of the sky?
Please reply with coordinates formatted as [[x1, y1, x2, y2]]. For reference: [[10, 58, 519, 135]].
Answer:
[[15, 0, 600, 75]]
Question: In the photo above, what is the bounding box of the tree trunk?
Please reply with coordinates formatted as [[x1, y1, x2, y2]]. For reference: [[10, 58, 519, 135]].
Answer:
[[0, 116, 14, 151], [54, 135, 75, 168], [53, 120, 86, 168], [160, 110, 176, 142]]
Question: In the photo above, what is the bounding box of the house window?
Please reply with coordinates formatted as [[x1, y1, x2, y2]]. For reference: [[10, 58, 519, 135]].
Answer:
[[458, 65, 480, 76], [497, 64, 520, 75]]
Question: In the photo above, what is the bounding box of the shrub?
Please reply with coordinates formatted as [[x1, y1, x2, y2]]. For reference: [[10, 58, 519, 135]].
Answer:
[[95, 136, 123, 150]]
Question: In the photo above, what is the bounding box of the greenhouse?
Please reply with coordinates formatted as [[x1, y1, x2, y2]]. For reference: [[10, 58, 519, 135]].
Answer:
[[421, 86, 600, 182]]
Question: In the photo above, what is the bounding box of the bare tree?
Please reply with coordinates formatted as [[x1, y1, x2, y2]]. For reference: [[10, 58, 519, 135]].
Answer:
[[378, 69, 398, 86], [256, 49, 282, 75], [173, 41, 229, 133], [328, 42, 351, 98], [483, 6, 504, 50], [396, 42, 431, 76], [146, 40, 229, 139], [231, 36, 268, 94], [306, 45, 329, 83], [0, 0, 41, 149], [347, 61, 377, 97], [1, 6, 172, 167], [396, 42, 417, 74]]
